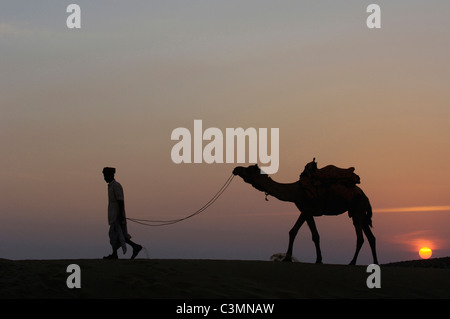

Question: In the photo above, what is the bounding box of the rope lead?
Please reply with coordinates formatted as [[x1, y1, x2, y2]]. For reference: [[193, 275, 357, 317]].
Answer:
[[126, 173, 235, 227]]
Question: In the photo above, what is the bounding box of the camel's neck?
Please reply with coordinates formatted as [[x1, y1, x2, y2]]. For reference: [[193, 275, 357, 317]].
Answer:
[[247, 175, 301, 202]]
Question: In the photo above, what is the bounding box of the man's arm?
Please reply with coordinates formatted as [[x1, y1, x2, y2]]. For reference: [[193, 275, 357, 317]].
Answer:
[[118, 199, 126, 223]]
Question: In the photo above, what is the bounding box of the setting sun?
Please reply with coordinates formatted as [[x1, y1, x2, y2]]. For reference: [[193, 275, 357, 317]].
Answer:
[[419, 247, 432, 259]]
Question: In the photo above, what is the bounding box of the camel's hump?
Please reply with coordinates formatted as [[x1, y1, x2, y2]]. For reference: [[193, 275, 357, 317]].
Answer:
[[317, 165, 360, 184]]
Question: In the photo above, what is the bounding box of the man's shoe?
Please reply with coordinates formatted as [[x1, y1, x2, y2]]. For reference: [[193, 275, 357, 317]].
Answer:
[[103, 254, 118, 259], [131, 245, 142, 259]]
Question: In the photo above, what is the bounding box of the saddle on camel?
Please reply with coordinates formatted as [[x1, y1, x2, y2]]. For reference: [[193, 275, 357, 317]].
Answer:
[[299, 158, 360, 200]]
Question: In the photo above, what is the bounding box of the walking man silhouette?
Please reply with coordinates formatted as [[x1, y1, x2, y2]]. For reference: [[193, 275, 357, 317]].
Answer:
[[102, 167, 142, 259]]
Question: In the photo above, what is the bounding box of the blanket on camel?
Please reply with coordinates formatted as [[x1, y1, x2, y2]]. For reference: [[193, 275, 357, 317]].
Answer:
[[300, 158, 361, 186]]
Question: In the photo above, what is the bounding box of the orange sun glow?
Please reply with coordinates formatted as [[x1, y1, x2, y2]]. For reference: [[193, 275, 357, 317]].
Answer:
[[419, 247, 432, 259]]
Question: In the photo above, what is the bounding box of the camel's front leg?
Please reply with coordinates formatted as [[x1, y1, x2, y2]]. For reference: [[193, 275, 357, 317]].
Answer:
[[284, 213, 306, 262], [306, 216, 322, 264]]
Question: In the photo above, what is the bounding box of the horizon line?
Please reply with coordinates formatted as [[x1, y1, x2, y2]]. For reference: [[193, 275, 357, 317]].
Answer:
[[373, 205, 450, 213], [226, 205, 450, 217]]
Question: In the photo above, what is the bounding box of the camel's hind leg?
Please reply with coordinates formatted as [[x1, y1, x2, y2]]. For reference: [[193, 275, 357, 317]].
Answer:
[[363, 224, 378, 264], [349, 220, 364, 265], [349, 214, 379, 265]]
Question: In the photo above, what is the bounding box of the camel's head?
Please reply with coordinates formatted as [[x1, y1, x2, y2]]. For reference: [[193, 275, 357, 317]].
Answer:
[[233, 164, 263, 183], [233, 164, 272, 194]]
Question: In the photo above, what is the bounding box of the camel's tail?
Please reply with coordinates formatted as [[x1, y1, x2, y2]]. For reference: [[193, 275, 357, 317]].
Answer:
[[366, 198, 373, 228], [361, 190, 373, 228]]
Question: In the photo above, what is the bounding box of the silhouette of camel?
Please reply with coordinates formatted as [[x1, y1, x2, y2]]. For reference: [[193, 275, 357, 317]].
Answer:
[[233, 164, 378, 265]]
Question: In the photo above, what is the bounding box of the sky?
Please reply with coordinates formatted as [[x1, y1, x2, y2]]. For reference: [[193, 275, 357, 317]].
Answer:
[[1, 1, 449, 264]]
